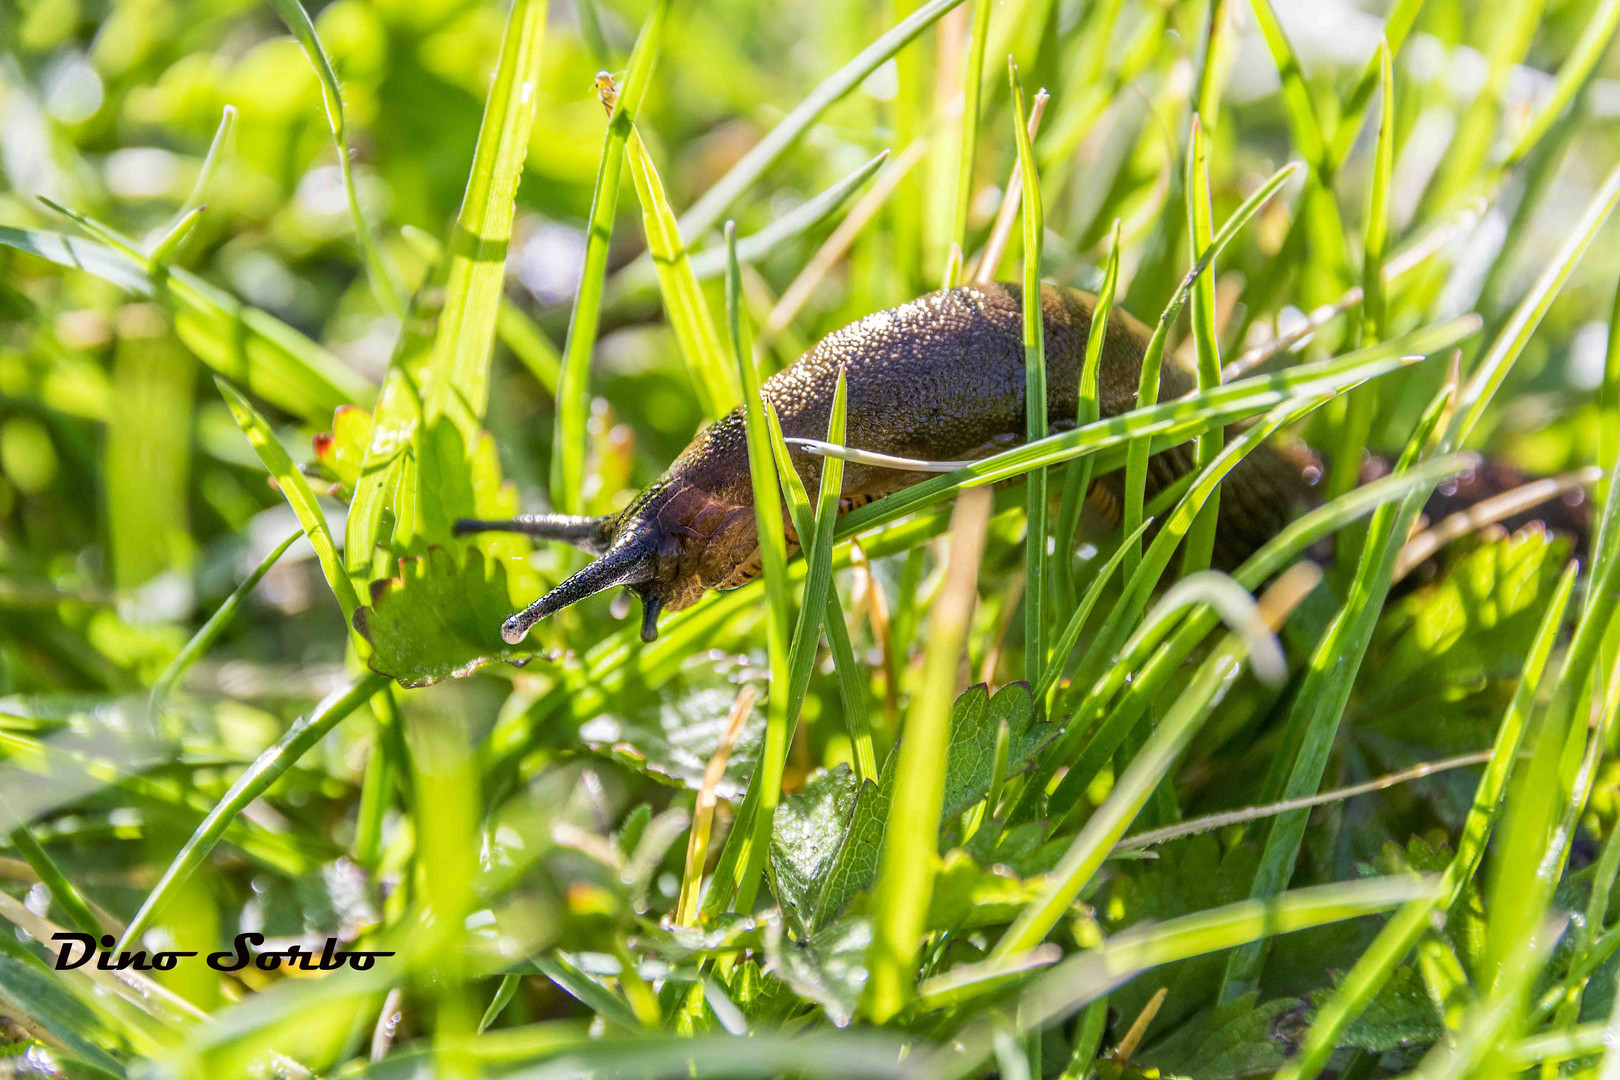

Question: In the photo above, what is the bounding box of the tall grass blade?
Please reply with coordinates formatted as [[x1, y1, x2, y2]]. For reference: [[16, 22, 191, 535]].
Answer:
[[418, 0, 548, 440], [865, 487, 992, 1021], [551, 0, 670, 514], [1010, 60, 1048, 691]]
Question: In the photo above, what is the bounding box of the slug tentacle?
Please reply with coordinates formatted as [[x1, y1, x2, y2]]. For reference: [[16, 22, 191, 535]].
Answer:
[[453, 513, 615, 554], [500, 537, 657, 644]]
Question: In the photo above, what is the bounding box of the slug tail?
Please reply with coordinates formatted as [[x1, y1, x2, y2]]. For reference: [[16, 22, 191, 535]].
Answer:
[[501, 545, 655, 644], [454, 514, 614, 554]]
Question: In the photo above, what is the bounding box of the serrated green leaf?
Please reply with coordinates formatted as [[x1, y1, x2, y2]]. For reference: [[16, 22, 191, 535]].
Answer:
[[352, 546, 545, 687], [771, 765, 860, 936]]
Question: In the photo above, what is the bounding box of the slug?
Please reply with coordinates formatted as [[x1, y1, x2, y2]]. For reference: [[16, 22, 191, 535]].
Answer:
[[455, 282, 1579, 644]]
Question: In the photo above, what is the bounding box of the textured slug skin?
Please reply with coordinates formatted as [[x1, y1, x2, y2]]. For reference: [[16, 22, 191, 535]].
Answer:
[[613, 281, 1316, 614]]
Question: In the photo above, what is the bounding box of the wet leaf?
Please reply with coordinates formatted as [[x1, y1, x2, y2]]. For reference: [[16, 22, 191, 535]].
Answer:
[[766, 914, 871, 1027], [771, 766, 860, 936], [575, 651, 767, 795], [1137, 991, 1306, 1078], [353, 545, 545, 687]]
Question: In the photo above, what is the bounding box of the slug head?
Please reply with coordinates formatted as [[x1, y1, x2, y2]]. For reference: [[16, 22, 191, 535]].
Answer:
[[490, 481, 758, 645]]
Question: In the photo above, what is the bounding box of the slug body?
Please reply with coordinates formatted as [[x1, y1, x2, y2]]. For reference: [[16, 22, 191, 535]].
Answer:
[[462, 282, 1319, 644]]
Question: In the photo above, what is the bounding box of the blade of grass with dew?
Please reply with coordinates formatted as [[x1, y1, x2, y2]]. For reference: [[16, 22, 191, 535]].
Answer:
[[268, 0, 402, 318], [1181, 115, 1221, 575], [1218, 380, 1454, 1002], [1029, 451, 1474, 829], [1055, 219, 1120, 611], [8, 825, 102, 936], [1119, 160, 1301, 576], [115, 671, 386, 953], [1010, 60, 1048, 692], [149, 528, 302, 715], [932, 875, 1437, 1080], [700, 223, 791, 916], [674, 0, 968, 245], [994, 564, 1317, 959], [0, 226, 371, 421], [551, 0, 669, 514], [418, 0, 548, 441], [626, 127, 738, 419], [216, 379, 363, 624], [864, 486, 992, 1022], [1275, 560, 1578, 1080]]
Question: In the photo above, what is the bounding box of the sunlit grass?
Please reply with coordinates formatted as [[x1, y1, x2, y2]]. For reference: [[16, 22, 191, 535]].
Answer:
[[1, 0, 1619, 1075]]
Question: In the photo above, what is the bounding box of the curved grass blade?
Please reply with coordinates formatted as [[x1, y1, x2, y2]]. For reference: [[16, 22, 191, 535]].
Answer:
[[268, 0, 403, 317], [149, 528, 303, 714], [0, 226, 371, 421], [676, 0, 968, 245], [216, 379, 363, 623], [115, 671, 386, 953], [991, 566, 1314, 958]]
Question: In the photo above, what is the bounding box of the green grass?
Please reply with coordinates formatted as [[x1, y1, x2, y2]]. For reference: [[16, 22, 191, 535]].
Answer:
[[2, 0, 1620, 1076]]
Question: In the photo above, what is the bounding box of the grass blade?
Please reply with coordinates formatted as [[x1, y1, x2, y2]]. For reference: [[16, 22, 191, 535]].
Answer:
[[268, 0, 402, 317], [551, 0, 670, 514], [676, 0, 967, 244], [216, 379, 363, 623], [1055, 219, 1120, 611], [865, 487, 992, 1021], [115, 672, 386, 952], [1010, 60, 1048, 692], [1180, 115, 1221, 575], [0, 226, 371, 421], [626, 128, 738, 419], [701, 222, 792, 916], [149, 529, 303, 714], [419, 0, 548, 440]]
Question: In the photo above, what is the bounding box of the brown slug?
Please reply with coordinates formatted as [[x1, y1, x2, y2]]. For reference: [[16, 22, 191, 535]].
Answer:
[[454, 282, 1581, 644]]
